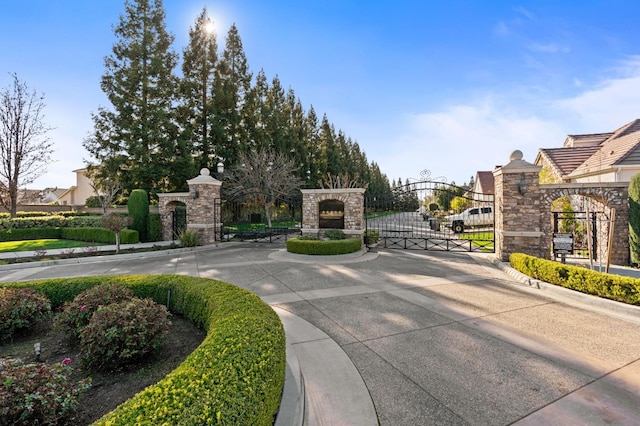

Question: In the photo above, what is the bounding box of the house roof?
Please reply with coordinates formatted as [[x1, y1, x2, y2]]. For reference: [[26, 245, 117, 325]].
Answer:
[[536, 146, 601, 177], [563, 133, 612, 148], [474, 171, 495, 194], [569, 119, 640, 178]]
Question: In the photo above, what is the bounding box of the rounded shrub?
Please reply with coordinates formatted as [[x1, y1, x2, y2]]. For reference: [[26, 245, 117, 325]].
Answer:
[[179, 229, 199, 247], [55, 283, 134, 338], [79, 297, 171, 371], [286, 236, 362, 255], [0, 287, 51, 341], [0, 357, 91, 425], [127, 189, 149, 242]]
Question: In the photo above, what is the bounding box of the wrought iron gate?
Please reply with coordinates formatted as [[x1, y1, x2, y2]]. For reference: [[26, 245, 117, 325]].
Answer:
[[365, 180, 494, 252], [552, 211, 598, 260], [171, 206, 187, 239]]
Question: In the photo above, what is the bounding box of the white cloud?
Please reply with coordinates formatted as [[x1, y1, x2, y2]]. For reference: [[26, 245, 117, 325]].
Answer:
[[528, 42, 570, 54], [553, 57, 640, 132], [381, 56, 640, 184]]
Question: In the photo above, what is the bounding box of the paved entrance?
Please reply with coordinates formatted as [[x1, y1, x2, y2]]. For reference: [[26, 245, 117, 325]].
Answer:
[[2, 245, 639, 425]]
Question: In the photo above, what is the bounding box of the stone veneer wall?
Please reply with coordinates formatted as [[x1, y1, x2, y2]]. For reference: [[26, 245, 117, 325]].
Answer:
[[494, 150, 630, 265], [158, 168, 222, 245], [301, 188, 366, 237]]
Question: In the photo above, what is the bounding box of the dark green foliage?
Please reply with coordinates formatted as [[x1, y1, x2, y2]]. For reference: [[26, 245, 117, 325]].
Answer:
[[0, 275, 285, 425], [510, 253, 640, 305], [147, 212, 163, 242], [0, 227, 62, 241], [286, 237, 362, 255], [80, 298, 171, 371], [629, 174, 640, 265], [178, 229, 199, 247], [128, 189, 149, 242], [85, 195, 103, 208], [0, 215, 102, 229], [60, 227, 138, 244], [0, 287, 51, 341], [323, 229, 346, 240], [0, 357, 91, 425], [55, 283, 135, 338]]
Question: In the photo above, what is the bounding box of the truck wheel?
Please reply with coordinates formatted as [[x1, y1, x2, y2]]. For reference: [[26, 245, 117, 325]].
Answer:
[[453, 222, 464, 233]]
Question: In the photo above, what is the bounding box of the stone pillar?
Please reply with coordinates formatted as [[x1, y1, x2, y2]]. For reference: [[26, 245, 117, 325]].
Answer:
[[301, 188, 366, 238], [186, 168, 222, 245], [493, 150, 545, 261]]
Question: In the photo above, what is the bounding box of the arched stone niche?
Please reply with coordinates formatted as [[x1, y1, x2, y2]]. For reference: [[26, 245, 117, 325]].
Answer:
[[301, 188, 365, 238]]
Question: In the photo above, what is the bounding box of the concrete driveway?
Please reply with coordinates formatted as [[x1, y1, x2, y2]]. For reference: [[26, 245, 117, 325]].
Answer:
[[2, 243, 639, 425]]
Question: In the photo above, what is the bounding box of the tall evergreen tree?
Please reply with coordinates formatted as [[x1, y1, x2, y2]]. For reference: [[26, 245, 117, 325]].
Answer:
[[83, 0, 182, 198], [179, 7, 218, 171], [213, 23, 251, 168]]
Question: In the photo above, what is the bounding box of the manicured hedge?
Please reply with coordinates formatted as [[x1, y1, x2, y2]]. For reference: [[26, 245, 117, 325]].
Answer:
[[0, 227, 138, 244], [1, 274, 286, 425], [0, 215, 102, 229], [286, 237, 362, 255], [510, 253, 640, 305], [0, 227, 62, 242]]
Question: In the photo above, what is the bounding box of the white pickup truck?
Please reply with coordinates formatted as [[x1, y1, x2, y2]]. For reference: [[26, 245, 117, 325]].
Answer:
[[444, 206, 494, 233]]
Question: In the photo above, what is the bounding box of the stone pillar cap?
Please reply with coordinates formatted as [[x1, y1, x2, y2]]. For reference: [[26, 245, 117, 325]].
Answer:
[[187, 168, 222, 185], [494, 150, 541, 175]]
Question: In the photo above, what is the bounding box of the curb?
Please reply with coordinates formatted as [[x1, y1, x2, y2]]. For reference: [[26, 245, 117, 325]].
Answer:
[[489, 257, 640, 323]]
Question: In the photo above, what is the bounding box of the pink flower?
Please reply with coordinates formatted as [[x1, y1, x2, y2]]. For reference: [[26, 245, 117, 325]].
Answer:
[[61, 358, 72, 365], [80, 305, 87, 311]]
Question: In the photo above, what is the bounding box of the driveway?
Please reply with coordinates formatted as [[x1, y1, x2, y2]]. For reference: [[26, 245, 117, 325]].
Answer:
[[2, 244, 639, 425]]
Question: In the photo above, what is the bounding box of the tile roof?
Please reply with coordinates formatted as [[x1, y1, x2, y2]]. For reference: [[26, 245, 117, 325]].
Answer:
[[569, 119, 640, 177], [537, 146, 601, 177]]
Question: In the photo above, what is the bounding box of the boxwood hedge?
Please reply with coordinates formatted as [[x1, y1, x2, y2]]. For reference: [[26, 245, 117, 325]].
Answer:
[[286, 237, 362, 255], [510, 253, 640, 305], [1, 274, 286, 425], [0, 227, 138, 244]]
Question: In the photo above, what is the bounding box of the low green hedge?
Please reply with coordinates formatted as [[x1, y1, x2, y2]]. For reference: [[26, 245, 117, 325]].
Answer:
[[510, 253, 640, 305], [60, 227, 139, 244], [0, 227, 63, 241], [286, 236, 362, 255], [0, 215, 102, 230], [1, 274, 286, 425], [0, 227, 138, 244]]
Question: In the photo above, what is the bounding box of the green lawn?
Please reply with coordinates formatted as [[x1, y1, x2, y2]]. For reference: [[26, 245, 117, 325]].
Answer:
[[0, 239, 105, 253], [457, 232, 495, 252]]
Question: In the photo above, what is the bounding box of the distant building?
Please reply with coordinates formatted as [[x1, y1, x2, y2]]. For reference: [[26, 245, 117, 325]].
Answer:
[[469, 170, 494, 204], [57, 168, 95, 206]]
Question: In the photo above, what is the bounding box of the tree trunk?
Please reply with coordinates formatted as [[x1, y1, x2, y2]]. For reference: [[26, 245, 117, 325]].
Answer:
[[115, 232, 121, 254], [264, 202, 272, 228]]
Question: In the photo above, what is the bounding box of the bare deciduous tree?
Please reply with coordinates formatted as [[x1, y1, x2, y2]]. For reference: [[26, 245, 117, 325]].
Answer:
[[223, 148, 303, 227], [86, 164, 122, 214], [100, 213, 133, 253], [0, 74, 54, 217]]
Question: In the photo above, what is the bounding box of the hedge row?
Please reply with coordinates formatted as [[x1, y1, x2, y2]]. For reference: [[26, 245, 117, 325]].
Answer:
[[1, 274, 286, 425], [509, 253, 640, 305], [286, 237, 362, 255], [0, 227, 138, 244], [0, 211, 95, 219], [0, 215, 103, 230]]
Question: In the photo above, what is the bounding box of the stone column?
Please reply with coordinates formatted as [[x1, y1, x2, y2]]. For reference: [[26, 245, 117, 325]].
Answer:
[[186, 168, 222, 245], [493, 150, 545, 261], [300, 188, 366, 238]]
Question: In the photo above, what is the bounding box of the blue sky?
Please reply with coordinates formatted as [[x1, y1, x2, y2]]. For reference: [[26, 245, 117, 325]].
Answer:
[[2, 0, 640, 189]]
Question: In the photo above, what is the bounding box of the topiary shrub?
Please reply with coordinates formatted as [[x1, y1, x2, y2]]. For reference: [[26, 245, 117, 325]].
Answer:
[[0, 227, 62, 242], [0, 357, 91, 425], [55, 283, 134, 338], [147, 212, 163, 242], [80, 298, 171, 371], [0, 287, 51, 341], [127, 189, 149, 242], [286, 236, 362, 255]]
